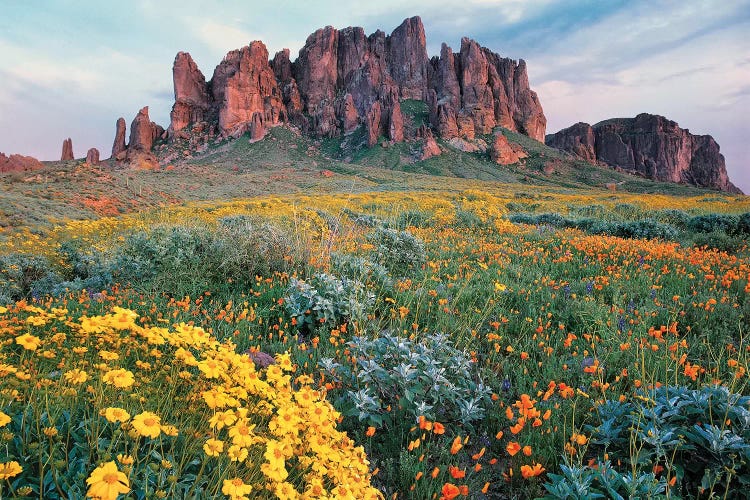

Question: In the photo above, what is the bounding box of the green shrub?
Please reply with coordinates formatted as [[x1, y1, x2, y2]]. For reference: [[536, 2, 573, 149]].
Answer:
[[0, 253, 60, 302], [367, 227, 426, 277], [543, 460, 668, 499], [656, 209, 691, 228], [584, 385, 750, 498], [737, 212, 750, 235], [396, 210, 433, 229], [687, 214, 738, 234], [330, 253, 393, 292], [319, 332, 492, 429], [284, 273, 374, 332], [688, 231, 746, 253]]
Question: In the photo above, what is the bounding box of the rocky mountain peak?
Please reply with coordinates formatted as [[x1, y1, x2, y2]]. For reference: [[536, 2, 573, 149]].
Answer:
[[163, 16, 547, 144], [546, 114, 742, 193]]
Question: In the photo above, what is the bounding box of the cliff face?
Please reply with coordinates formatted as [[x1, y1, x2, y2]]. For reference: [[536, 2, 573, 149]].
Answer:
[[546, 114, 742, 194], [165, 16, 546, 144]]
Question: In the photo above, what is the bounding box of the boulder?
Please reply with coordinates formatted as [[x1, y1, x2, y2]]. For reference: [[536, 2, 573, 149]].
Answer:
[[419, 128, 441, 160], [249, 112, 265, 142], [61, 138, 74, 161], [336, 93, 359, 134], [426, 37, 546, 141], [384, 94, 404, 142], [296, 26, 339, 119], [365, 100, 382, 146], [489, 132, 521, 165], [128, 107, 155, 151]]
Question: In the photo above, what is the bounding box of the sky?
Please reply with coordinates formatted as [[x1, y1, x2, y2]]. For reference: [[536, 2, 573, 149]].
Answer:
[[1, 0, 748, 192]]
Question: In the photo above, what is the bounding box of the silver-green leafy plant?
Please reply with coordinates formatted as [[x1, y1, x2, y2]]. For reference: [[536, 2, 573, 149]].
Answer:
[[319, 332, 492, 429], [284, 273, 374, 331]]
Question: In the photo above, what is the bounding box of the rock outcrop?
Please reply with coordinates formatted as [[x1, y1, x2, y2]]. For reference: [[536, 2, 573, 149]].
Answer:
[[61, 138, 74, 161], [85, 148, 100, 165], [165, 16, 546, 146], [211, 41, 285, 137], [169, 52, 212, 136], [489, 132, 521, 165], [125, 107, 160, 169], [417, 126, 442, 160], [0, 152, 44, 173], [546, 114, 742, 193], [387, 16, 429, 100], [111, 118, 127, 159], [428, 38, 546, 142], [128, 107, 157, 152], [545, 122, 596, 163]]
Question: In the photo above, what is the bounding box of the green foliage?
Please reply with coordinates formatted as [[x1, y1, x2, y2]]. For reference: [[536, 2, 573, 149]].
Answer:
[[585, 386, 750, 498], [367, 226, 426, 277], [687, 214, 739, 234], [0, 253, 60, 302], [284, 273, 374, 332], [330, 253, 393, 292], [319, 332, 492, 429], [396, 209, 433, 229], [687, 230, 746, 252], [543, 460, 668, 499], [508, 213, 679, 240]]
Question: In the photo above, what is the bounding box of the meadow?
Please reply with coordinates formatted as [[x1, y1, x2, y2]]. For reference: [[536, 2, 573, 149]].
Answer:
[[1, 185, 749, 499]]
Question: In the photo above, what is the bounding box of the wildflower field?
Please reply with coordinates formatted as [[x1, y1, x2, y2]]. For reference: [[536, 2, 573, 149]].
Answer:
[[1, 185, 749, 498]]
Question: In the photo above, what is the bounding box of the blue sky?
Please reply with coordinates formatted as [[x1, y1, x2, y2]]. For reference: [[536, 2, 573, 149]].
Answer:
[[1, 0, 748, 192]]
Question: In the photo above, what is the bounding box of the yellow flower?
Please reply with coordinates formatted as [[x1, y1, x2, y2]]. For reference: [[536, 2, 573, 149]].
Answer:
[[227, 445, 248, 463], [43, 426, 58, 437], [117, 454, 134, 465], [86, 461, 130, 500], [131, 411, 162, 439], [25, 316, 48, 326], [0, 461, 22, 480], [102, 369, 135, 389], [161, 424, 179, 437], [64, 369, 89, 385], [197, 358, 226, 378], [0, 306, 7, 314], [209, 410, 237, 430], [275, 482, 299, 498], [204, 438, 224, 457], [99, 350, 120, 361], [222, 477, 253, 499], [15, 333, 41, 351], [102, 407, 131, 424], [228, 421, 257, 447], [276, 352, 294, 372], [0, 363, 17, 376], [0, 411, 11, 427]]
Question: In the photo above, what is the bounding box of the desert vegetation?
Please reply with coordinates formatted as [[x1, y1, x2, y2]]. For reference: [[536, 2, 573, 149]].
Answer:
[[1, 186, 749, 498]]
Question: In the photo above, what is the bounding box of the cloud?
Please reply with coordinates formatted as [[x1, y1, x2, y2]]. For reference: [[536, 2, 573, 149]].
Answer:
[[182, 17, 256, 54]]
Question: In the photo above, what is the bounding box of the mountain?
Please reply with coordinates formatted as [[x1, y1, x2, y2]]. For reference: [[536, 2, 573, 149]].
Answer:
[[105, 16, 545, 166], [546, 114, 742, 194], [33, 16, 740, 196]]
